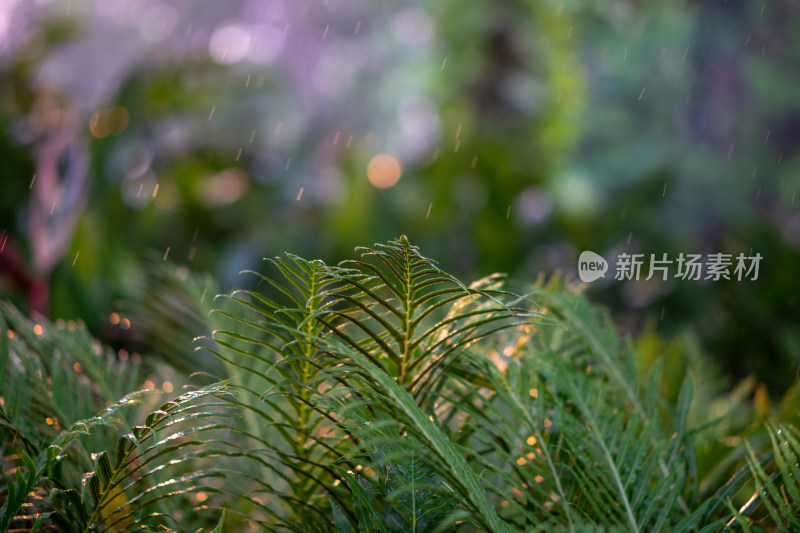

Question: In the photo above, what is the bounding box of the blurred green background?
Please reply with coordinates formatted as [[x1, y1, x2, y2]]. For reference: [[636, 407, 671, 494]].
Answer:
[[1, 0, 798, 392]]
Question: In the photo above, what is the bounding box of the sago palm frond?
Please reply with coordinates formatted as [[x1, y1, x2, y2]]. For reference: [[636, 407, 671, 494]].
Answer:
[[0, 302, 232, 533], [5, 237, 800, 532], [204, 236, 537, 530]]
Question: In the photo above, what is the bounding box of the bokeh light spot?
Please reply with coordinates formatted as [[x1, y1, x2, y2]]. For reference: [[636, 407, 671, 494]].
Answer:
[[367, 154, 402, 189], [198, 168, 249, 206], [209, 24, 250, 65]]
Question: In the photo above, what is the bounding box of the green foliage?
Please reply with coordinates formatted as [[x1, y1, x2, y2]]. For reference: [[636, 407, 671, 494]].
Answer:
[[201, 237, 800, 531], [331, 430, 458, 532], [1, 447, 58, 532], [0, 303, 141, 455], [201, 236, 532, 530], [0, 303, 232, 532], [4, 237, 800, 531]]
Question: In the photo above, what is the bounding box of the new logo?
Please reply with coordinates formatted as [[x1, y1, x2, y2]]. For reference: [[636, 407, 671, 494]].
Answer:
[[578, 251, 608, 282]]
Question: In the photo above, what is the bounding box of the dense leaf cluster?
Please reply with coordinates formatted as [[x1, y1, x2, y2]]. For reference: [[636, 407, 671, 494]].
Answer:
[[3, 237, 800, 531]]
